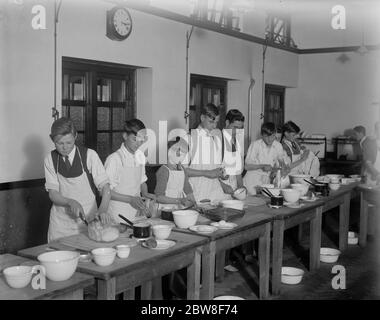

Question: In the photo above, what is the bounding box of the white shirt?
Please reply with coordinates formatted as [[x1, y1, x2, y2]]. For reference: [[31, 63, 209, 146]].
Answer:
[[44, 146, 109, 192], [245, 139, 288, 167], [104, 143, 147, 190]]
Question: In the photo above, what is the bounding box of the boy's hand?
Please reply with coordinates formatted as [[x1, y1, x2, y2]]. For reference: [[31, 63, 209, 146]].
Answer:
[[129, 196, 147, 211], [67, 199, 85, 220], [98, 212, 113, 226], [262, 164, 273, 172]]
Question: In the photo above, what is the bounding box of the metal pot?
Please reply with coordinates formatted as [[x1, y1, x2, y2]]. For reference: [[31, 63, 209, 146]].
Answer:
[[118, 215, 151, 239]]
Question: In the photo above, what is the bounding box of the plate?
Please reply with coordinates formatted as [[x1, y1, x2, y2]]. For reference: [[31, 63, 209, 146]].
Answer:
[[189, 225, 218, 234], [268, 204, 282, 209], [284, 202, 304, 209], [142, 239, 176, 250], [300, 196, 318, 202], [210, 221, 238, 229]]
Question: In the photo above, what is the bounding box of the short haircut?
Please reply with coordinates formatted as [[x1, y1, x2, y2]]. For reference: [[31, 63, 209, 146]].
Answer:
[[50, 117, 77, 141], [124, 119, 146, 135], [282, 121, 300, 134], [226, 109, 245, 123], [261, 122, 276, 136], [353, 125, 366, 136], [201, 103, 219, 120], [167, 136, 181, 150]]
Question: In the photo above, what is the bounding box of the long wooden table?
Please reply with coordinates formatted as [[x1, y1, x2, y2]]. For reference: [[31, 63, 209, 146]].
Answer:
[[320, 182, 360, 251], [174, 209, 272, 300], [253, 199, 324, 296], [18, 232, 208, 300], [0, 254, 94, 300], [358, 185, 380, 247]]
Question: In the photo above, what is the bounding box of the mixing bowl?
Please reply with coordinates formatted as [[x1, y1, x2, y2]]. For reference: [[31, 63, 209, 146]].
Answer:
[[37, 250, 79, 281]]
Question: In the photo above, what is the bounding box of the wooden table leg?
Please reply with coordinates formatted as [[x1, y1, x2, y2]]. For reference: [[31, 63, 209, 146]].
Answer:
[[97, 278, 116, 300], [141, 281, 153, 300], [200, 241, 216, 300], [359, 191, 369, 247], [310, 207, 322, 271], [187, 247, 202, 300], [152, 277, 163, 300], [215, 250, 225, 282], [271, 219, 284, 296], [259, 223, 270, 299], [339, 194, 350, 251]]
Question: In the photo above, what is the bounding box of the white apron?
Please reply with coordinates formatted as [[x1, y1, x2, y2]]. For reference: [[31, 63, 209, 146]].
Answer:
[[365, 147, 380, 186], [222, 130, 243, 191], [189, 129, 230, 204], [158, 166, 186, 210], [48, 152, 97, 242], [283, 139, 320, 177], [107, 150, 143, 223]]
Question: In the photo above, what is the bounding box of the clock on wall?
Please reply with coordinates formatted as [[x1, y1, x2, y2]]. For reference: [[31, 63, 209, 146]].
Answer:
[[106, 7, 132, 41]]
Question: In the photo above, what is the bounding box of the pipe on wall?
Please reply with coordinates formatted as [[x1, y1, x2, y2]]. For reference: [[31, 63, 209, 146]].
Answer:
[[247, 78, 255, 144]]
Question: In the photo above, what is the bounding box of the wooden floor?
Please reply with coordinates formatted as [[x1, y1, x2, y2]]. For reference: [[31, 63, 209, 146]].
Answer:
[[214, 202, 380, 300]]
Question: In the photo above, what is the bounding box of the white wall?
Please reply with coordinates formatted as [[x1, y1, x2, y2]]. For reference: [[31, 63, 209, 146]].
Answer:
[[286, 50, 380, 151], [0, 0, 298, 182]]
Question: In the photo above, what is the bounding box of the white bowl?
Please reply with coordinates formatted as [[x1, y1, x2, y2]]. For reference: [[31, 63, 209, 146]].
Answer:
[[3, 266, 34, 288], [290, 183, 309, 196], [316, 176, 330, 183], [91, 248, 117, 267], [116, 245, 131, 259], [152, 224, 172, 240], [281, 189, 301, 203], [329, 183, 340, 191], [326, 174, 343, 180], [348, 231, 358, 245], [37, 251, 79, 281], [172, 210, 199, 229], [213, 295, 245, 300], [320, 247, 341, 263], [281, 267, 305, 285], [220, 200, 244, 210], [261, 184, 275, 189], [233, 187, 247, 200], [289, 174, 311, 185]]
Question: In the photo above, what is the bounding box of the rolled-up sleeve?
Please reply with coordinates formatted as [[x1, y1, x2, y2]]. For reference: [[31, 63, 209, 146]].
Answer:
[[87, 149, 109, 191], [104, 153, 121, 190], [44, 154, 59, 191]]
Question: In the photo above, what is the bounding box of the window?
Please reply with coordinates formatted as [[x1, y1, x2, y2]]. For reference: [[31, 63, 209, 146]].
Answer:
[[265, 14, 297, 49], [264, 84, 285, 131], [189, 75, 227, 130], [62, 58, 136, 162]]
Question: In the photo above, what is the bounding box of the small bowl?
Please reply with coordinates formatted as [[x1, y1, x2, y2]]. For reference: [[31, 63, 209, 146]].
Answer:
[[220, 200, 244, 210], [281, 188, 301, 203], [290, 183, 309, 196], [320, 247, 341, 263], [152, 224, 172, 240], [91, 248, 117, 266], [37, 250, 79, 281], [116, 245, 131, 259], [329, 183, 340, 191], [233, 187, 247, 200], [213, 295, 245, 300], [172, 210, 199, 229], [3, 266, 34, 288], [281, 267, 305, 285], [348, 231, 358, 245]]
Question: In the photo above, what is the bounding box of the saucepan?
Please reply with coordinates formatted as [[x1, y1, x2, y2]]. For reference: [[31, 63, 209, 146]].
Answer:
[[118, 214, 151, 239], [304, 179, 329, 196]]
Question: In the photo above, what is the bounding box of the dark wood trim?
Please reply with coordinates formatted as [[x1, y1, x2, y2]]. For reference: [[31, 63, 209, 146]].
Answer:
[[118, 1, 380, 55], [62, 57, 146, 72], [298, 44, 380, 54], [0, 179, 45, 191]]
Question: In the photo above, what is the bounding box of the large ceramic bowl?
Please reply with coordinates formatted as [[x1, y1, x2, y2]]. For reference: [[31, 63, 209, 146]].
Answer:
[[290, 183, 309, 196], [281, 188, 301, 203], [37, 250, 79, 281], [220, 200, 244, 210], [320, 247, 341, 263], [152, 224, 172, 240], [3, 266, 34, 288], [289, 174, 312, 185], [281, 267, 305, 285], [172, 210, 199, 229]]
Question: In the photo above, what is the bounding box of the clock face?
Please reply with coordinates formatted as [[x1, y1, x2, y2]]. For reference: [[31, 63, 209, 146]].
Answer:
[[113, 8, 132, 38]]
